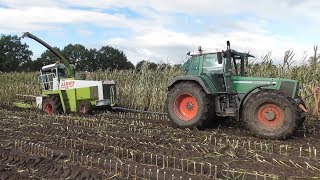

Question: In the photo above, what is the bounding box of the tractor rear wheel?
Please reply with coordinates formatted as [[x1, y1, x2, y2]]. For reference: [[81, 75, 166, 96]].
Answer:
[[42, 96, 63, 115], [166, 82, 213, 129], [242, 90, 299, 139]]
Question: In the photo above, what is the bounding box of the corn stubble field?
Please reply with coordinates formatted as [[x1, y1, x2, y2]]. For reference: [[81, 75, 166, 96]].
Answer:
[[2, 61, 320, 179]]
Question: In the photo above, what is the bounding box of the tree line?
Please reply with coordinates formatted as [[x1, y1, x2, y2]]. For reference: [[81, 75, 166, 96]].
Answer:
[[0, 34, 179, 72]]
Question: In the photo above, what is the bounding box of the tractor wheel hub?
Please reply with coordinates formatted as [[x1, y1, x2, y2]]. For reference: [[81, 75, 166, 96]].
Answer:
[[264, 111, 276, 121], [174, 93, 198, 121], [256, 103, 284, 127], [186, 102, 194, 111]]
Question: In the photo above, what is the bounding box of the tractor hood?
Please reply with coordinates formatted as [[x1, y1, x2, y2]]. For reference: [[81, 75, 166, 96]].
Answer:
[[232, 76, 299, 98]]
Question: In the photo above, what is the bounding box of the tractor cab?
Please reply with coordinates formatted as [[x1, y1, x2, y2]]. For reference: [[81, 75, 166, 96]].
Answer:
[[39, 63, 75, 91], [182, 46, 254, 93], [183, 47, 253, 76]]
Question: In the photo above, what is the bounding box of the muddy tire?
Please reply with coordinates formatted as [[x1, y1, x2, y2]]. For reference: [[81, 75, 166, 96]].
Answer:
[[242, 90, 299, 139], [42, 96, 63, 115], [78, 101, 93, 115], [166, 82, 213, 129], [298, 117, 306, 127]]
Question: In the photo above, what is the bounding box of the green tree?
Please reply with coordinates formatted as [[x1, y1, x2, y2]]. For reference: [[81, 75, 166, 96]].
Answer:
[[62, 44, 91, 71], [71, 48, 99, 72], [135, 60, 158, 71], [34, 47, 62, 70], [30, 44, 134, 72], [19, 59, 37, 71], [0, 34, 33, 72], [86, 48, 98, 72], [96, 46, 134, 70]]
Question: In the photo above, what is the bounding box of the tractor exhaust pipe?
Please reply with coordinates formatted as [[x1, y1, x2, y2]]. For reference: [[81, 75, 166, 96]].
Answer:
[[225, 41, 233, 94], [227, 41, 230, 50]]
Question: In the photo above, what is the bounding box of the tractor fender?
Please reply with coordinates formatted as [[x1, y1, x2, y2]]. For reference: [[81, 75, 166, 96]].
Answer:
[[168, 75, 212, 94]]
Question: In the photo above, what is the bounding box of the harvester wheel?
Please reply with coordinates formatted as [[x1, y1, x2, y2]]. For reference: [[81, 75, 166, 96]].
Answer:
[[42, 96, 63, 115], [242, 90, 299, 139], [166, 82, 213, 129], [78, 101, 93, 115]]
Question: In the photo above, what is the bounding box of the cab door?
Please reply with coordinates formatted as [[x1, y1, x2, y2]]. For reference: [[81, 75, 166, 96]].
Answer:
[[202, 54, 225, 92], [183, 56, 201, 75]]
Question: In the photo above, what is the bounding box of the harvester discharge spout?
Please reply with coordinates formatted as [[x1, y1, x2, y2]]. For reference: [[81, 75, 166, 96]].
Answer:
[[22, 32, 73, 78]]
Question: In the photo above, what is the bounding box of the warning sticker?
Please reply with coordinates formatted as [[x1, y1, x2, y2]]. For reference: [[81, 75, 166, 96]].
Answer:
[[60, 81, 75, 89]]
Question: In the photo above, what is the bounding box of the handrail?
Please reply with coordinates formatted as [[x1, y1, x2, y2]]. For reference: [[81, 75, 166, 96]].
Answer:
[[39, 73, 55, 90]]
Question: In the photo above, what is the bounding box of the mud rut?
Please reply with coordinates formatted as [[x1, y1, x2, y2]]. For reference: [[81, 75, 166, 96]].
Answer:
[[0, 109, 320, 179]]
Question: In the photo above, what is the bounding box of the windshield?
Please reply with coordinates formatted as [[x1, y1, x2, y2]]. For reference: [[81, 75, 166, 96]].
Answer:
[[230, 57, 238, 75], [58, 68, 67, 78], [230, 56, 248, 76]]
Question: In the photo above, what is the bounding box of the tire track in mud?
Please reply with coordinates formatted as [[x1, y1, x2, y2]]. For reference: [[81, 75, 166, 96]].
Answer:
[[0, 111, 211, 179], [0, 146, 105, 179], [1, 109, 320, 178]]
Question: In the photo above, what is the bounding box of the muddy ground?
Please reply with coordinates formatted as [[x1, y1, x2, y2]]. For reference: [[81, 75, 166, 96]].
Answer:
[[0, 108, 319, 179]]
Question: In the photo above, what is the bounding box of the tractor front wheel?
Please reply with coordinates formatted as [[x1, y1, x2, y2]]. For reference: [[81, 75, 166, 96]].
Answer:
[[166, 82, 213, 129], [42, 96, 63, 115], [242, 90, 299, 139]]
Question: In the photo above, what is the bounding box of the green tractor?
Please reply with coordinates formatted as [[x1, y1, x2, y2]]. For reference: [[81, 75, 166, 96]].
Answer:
[[22, 32, 117, 115], [166, 41, 307, 139]]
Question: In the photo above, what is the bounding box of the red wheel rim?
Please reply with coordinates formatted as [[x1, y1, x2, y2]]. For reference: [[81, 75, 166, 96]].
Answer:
[[45, 103, 53, 115], [174, 93, 198, 121], [256, 103, 284, 128]]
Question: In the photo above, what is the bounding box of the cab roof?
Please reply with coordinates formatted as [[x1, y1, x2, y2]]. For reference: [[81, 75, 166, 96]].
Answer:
[[41, 63, 75, 71], [187, 49, 254, 58]]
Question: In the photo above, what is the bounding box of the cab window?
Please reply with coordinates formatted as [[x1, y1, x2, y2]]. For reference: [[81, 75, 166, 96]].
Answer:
[[202, 54, 223, 74], [58, 68, 66, 78]]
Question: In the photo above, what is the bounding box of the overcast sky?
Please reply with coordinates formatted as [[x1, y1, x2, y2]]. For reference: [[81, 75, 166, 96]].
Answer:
[[0, 0, 319, 65]]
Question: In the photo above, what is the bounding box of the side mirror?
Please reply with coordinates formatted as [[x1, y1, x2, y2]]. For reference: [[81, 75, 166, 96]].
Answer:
[[217, 52, 223, 64]]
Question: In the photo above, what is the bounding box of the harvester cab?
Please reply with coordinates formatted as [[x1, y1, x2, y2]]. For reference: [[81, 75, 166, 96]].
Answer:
[[22, 32, 118, 115], [39, 63, 75, 91], [166, 41, 308, 140]]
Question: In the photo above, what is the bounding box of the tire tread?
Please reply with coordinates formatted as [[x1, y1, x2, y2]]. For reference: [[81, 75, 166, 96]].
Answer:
[[166, 81, 214, 129], [242, 89, 299, 139]]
